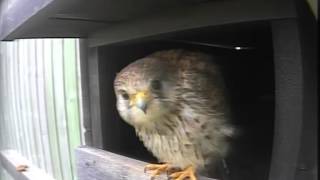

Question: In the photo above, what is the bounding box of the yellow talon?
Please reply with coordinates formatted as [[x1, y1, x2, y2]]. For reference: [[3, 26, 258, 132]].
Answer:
[[144, 163, 171, 179], [169, 165, 197, 180], [16, 164, 28, 172]]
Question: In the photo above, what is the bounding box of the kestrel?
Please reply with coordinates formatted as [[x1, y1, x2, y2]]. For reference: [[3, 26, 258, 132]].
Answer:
[[114, 49, 234, 180]]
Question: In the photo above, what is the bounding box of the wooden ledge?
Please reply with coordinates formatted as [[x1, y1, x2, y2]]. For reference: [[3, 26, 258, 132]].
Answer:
[[0, 150, 55, 180], [76, 146, 215, 180]]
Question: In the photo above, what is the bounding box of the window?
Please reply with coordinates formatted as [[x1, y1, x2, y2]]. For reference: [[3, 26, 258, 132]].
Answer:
[[0, 38, 84, 180]]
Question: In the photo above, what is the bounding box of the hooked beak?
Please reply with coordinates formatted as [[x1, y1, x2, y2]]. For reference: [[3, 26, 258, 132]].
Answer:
[[129, 91, 150, 114]]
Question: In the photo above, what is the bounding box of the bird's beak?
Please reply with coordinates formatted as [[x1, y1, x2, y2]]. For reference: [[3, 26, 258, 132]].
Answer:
[[129, 91, 150, 114]]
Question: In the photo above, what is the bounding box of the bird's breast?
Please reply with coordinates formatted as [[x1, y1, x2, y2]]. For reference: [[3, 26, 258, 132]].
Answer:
[[136, 124, 205, 170]]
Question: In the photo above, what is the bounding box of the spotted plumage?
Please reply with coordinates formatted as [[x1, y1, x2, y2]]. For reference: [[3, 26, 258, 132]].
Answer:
[[114, 49, 234, 178]]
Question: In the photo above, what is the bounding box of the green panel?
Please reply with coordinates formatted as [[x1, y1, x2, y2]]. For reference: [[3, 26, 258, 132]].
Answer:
[[9, 42, 22, 152], [43, 39, 63, 180], [14, 41, 28, 157], [35, 39, 54, 175], [0, 38, 82, 180], [27, 39, 42, 168], [52, 39, 73, 180], [0, 44, 9, 150], [9, 42, 20, 151], [18, 40, 33, 159], [1, 45, 12, 149], [63, 39, 81, 179], [24, 39, 38, 164], [4, 44, 15, 150]]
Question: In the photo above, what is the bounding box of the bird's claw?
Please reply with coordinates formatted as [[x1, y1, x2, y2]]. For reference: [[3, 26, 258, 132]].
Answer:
[[144, 163, 171, 179], [166, 167, 181, 176], [16, 164, 28, 172], [169, 165, 197, 180]]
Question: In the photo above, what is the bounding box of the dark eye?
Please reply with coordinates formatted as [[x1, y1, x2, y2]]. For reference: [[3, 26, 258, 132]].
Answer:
[[119, 90, 129, 100], [151, 80, 162, 90]]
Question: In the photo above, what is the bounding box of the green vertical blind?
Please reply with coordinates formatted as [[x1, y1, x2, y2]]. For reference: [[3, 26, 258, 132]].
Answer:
[[0, 39, 83, 180]]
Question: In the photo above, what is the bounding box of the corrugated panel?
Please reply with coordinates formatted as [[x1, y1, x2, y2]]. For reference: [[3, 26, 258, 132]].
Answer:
[[0, 38, 83, 180], [52, 39, 73, 180], [44, 39, 64, 180], [35, 39, 54, 175], [19, 39, 34, 160], [63, 39, 82, 179]]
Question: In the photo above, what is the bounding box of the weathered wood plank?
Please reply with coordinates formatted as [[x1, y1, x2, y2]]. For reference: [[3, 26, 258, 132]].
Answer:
[[0, 160, 15, 180], [76, 146, 215, 180], [78, 40, 93, 147], [87, 47, 103, 148], [0, 150, 55, 180]]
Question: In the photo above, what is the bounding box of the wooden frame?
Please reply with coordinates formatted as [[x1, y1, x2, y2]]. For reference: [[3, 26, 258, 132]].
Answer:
[[76, 146, 215, 180], [79, 12, 317, 180], [0, 0, 299, 41]]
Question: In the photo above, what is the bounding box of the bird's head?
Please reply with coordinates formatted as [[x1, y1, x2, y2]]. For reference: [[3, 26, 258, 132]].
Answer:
[[114, 56, 178, 128]]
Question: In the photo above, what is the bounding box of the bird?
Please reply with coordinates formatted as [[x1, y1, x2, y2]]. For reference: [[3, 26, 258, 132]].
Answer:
[[114, 49, 235, 180]]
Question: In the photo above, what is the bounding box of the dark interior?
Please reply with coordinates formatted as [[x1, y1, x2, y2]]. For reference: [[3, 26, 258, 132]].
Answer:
[[96, 21, 275, 180]]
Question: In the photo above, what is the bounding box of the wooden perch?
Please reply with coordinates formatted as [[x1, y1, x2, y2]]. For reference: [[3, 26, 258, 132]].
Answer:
[[76, 146, 216, 180], [0, 150, 55, 180]]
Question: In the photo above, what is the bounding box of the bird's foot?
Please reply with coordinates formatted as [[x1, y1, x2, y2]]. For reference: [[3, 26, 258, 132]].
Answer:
[[144, 163, 171, 179], [169, 165, 197, 180], [16, 164, 28, 172]]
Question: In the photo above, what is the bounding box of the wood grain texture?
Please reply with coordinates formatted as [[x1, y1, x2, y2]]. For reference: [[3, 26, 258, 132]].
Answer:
[[76, 146, 216, 180], [87, 47, 104, 148]]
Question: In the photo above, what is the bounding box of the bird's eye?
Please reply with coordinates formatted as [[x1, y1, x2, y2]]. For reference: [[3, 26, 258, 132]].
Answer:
[[119, 90, 129, 100], [151, 80, 162, 90]]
